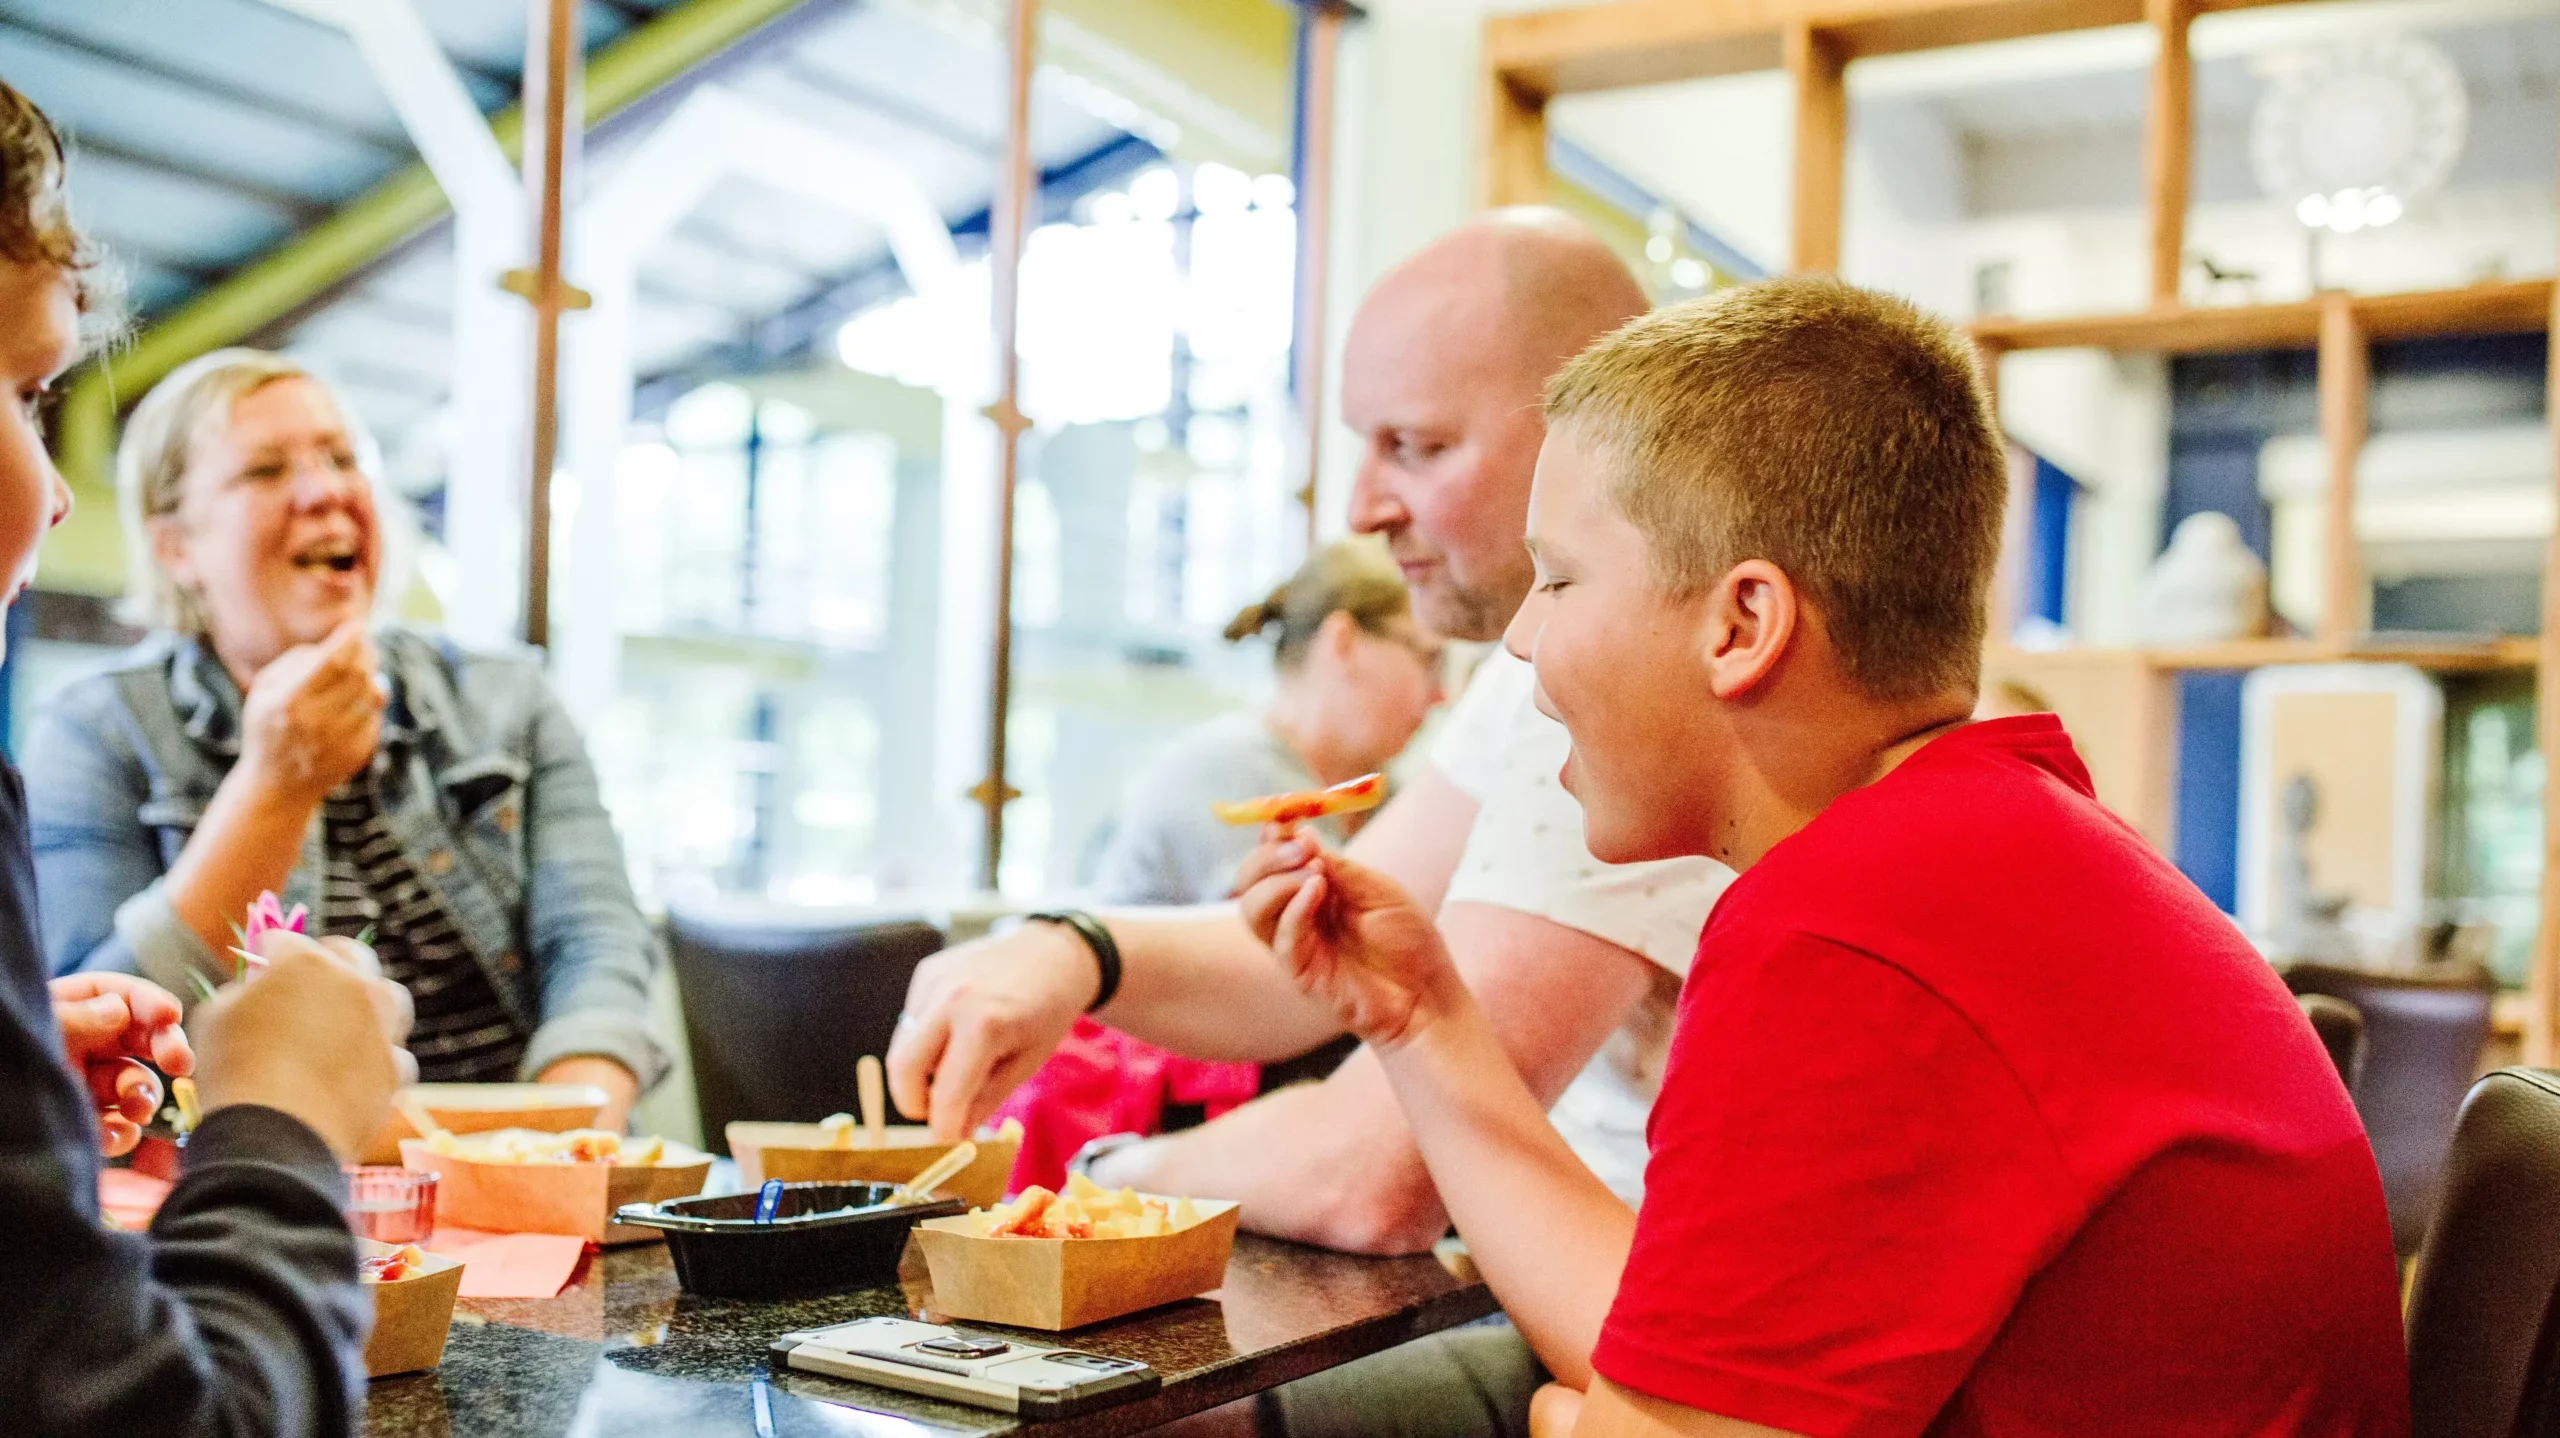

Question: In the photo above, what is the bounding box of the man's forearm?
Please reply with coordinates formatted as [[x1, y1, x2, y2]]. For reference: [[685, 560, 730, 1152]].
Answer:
[[1381, 996, 1636, 1390], [1108, 1048, 1454, 1255], [1092, 906, 1344, 1063]]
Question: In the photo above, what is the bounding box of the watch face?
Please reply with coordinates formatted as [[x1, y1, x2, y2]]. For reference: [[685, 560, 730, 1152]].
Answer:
[[918, 1336, 1013, 1360]]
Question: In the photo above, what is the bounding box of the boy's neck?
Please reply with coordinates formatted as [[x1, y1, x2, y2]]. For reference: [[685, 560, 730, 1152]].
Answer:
[[1712, 695, 1974, 871]]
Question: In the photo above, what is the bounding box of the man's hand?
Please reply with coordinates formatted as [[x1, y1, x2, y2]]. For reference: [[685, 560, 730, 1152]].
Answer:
[[887, 920, 1098, 1140], [193, 931, 416, 1159], [236, 618, 384, 806], [1235, 825, 1463, 1052], [50, 973, 193, 1157], [537, 1056, 640, 1132]]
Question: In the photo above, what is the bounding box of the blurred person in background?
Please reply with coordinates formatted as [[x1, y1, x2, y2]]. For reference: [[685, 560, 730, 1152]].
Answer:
[[27, 347, 667, 1129], [1001, 539, 1444, 1188], [0, 77, 416, 1437], [1091, 536, 1443, 904]]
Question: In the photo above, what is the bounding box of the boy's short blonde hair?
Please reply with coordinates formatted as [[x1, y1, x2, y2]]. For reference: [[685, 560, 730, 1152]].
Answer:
[[1546, 277, 2006, 702]]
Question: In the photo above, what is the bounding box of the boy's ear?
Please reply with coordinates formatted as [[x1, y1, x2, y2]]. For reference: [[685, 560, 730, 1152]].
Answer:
[[1700, 558, 1798, 700]]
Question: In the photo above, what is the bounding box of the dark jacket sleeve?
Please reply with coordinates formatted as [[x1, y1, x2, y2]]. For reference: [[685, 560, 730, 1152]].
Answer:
[[0, 760, 369, 1438]]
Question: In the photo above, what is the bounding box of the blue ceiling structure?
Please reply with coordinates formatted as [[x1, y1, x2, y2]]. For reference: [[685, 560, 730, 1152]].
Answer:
[[0, 0, 1150, 490]]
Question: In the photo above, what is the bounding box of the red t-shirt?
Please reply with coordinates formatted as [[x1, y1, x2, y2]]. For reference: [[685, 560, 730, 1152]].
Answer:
[[1591, 716, 2408, 1438]]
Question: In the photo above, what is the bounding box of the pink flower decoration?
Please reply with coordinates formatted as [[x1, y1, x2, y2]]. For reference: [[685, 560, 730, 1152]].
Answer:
[[232, 891, 307, 978], [244, 891, 307, 945]]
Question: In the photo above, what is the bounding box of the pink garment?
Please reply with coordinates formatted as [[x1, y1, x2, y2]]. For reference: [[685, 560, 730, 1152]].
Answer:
[[995, 1017, 1262, 1193]]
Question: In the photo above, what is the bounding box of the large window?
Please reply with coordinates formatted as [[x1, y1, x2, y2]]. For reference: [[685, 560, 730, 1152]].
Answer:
[[593, 160, 1306, 907]]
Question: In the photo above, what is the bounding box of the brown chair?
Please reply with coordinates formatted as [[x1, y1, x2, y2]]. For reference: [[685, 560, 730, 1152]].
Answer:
[[2404, 1068, 2560, 1438], [2281, 963, 2495, 1256], [2297, 992, 2368, 1090], [666, 905, 944, 1154]]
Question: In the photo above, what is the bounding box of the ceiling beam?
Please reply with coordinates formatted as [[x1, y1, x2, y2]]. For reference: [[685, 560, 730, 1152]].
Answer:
[[1485, 0, 2335, 96], [0, 12, 407, 152], [55, 0, 846, 493], [631, 128, 1161, 414], [772, 57, 1003, 156], [247, 0, 519, 99], [67, 134, 332, 226], [102, 237, 228, 289], [588, 0, 665, 29]]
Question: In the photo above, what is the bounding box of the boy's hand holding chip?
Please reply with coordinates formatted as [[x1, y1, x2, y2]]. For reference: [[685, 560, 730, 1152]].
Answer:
[[1234, 822, 1461, 1052]]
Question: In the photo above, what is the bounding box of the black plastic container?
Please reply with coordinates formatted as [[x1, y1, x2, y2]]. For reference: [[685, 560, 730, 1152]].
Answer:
[[615, 1183, 968, 1299]]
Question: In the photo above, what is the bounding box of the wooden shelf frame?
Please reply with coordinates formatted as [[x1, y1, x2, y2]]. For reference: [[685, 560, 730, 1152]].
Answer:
[[1995, 638, 2543, 675], [1485, 0, 2560, 1059], [1968, 280, 2557, 355]]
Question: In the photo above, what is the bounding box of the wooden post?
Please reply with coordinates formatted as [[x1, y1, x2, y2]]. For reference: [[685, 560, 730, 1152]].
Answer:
[[1785, 23, 1845, 276], [973, 0, 1038, 890], [2315, 291, 2367, 648], [2529, 272, 2560, 1064], [1292, 1, 1345, 548], [1485, 70, 1548, 208], [521, 0, 579, 650], [2143, 0, 2193, 308]]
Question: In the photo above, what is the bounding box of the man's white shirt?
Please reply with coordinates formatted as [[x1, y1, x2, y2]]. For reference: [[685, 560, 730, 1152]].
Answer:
[[1429, 649, 1735, 1202]]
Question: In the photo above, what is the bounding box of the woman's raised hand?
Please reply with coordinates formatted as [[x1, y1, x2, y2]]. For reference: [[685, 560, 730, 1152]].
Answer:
[[1233, 823, 1462, 1052], [238, 617, 384, 803]]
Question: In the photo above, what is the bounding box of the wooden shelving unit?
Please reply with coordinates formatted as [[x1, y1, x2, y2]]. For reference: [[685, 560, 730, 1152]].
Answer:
[[1969, 280, 2556, 355], [1998, 637, 2544, 674], [1484, 0, 2560, 1060]]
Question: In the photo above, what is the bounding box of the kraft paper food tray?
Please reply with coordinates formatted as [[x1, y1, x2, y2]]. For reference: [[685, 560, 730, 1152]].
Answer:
[[360, 1240, 465, 1378], [913, 1199, 1240, 1330], [725, 1123, 1019, 1209], [360, 1083, 609, 1165], [399, 1134, 711, 1244]]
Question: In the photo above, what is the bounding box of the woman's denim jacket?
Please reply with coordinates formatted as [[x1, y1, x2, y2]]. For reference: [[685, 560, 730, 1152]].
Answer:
[[24, 626, 671, 1089]]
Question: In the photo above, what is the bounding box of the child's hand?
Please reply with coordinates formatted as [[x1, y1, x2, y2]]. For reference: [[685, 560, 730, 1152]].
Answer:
[[194, 930, 415, 1160], [1234, 823, 1461, 1051], [50, 973, 193, 1157]]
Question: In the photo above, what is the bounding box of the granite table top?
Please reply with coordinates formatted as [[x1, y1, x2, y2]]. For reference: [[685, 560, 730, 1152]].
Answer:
[[364, 1234, 1499, 1438]]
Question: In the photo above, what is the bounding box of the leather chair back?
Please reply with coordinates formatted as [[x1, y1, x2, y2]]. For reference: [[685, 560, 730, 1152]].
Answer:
[[666, 905, 944, 1153], [2283, 963, 2494, 1255], [2297, 993, 2368, 1090], [2405, 1068, 2560, 1438]]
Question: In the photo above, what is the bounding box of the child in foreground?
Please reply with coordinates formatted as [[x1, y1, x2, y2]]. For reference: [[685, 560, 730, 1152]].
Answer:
[[0, 79, 416, 1438], [1235, 277, 2409, 1437]]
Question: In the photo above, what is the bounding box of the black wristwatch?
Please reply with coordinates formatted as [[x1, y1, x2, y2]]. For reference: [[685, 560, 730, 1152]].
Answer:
[[1026, 909, 1123, 1013]]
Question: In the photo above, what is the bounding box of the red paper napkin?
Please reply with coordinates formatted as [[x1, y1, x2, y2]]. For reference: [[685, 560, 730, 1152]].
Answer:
[[422, 1227, 591, 1299], [101, 1170, 586, 1299]]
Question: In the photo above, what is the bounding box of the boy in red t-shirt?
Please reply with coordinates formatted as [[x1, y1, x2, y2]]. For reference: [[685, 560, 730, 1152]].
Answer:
[[1235, 277, 2409, 1438]]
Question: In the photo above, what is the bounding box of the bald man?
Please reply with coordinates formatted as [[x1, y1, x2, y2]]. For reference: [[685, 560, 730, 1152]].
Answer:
[[889, 213, 1733, 1434]]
